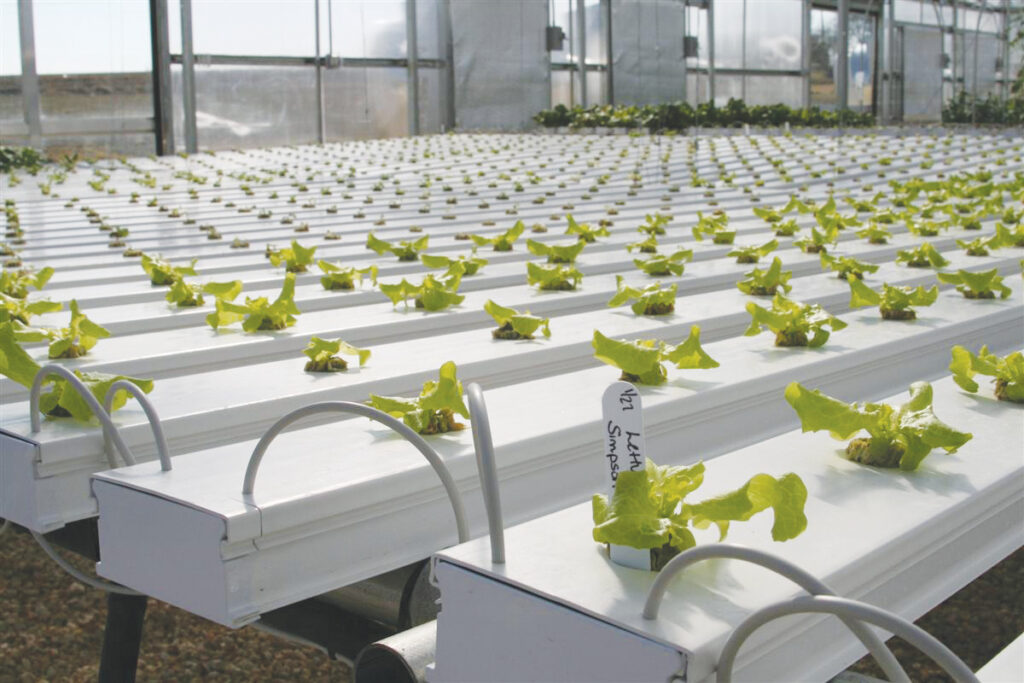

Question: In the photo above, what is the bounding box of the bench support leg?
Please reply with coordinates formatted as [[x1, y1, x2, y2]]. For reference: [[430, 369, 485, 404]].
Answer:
[[98, 593, 148, 683]]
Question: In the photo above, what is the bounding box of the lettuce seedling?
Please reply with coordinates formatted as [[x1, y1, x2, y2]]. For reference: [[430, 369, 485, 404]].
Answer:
[[380, 265, 465, 310], [319, 260, 378, 291], [955, 235, 994, 257], [753, 206, 785, 224], [638, 213, 671, 235], [995, 222, 1024, 248], [819, 252, 880, 280], [592, 327, 718, 385], [896, 243, 950, 269], [950, 345, 1024, 403], [367, 232, 429, 261], [936, 268, 1012, 299], [565, 215, 610, 243], [166, 279, 242, 308], [527, 238, 586, 264], [265, 240, 315, 273], [785, 381, 972, 470], [856, 223, 892, 245], [794, 223, 839, 254], [627, 234, 659, 254], [871, 207, 900, 225], [367, 360, 470, 434], [141, 254, 195, 286], [421, 253, 487, 276], [728, 238, 778, 264], [484, 300, 551, 340], [607, 277, 677, 315], [1002, 207, 1023, 225], [907, 219, 946, 238], [527, 261, 583, 290], [207, 273, 300, 331], [773, 218, 800, 237], [1, 266, 54, 298], [0, 293, 61, 324], [592, 458, 807, 568], [691, 211, 735, 244], [736, 257, 793, 296], [303, 337, 370, 372], [0, 322, 153, 421], [782, 195, 815, 214], [14, 300, 110, 359], [633, 249, 693, 277], [849, 279, 938, 320], [470, 221, 524, 251], [745, 293, 846, 347]]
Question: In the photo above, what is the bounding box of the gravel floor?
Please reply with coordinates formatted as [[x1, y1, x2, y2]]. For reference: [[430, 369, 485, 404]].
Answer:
[[1, 524, 1020, 682]]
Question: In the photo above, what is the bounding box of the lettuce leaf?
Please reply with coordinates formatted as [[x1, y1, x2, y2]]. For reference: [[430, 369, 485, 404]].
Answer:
[[367, 232, 429, 260], [268, 240, 317, 273], [745, 293, 846, 347], [727, 238, 778, 264], [303, 336, 371, 372], [565, 214, 609, 243], [318, 259, 378, 290], [484, 299, 551, 339], [950, 345, 1024, 403], [785, 381, 972, 470], [607, 276, 677, 315], [141, 254, 195, 286], [206, 273, 300, 331], [420, 252, 487, 276], [819, 252, 880, 280], [736, 257, 793, 296], [380, 266, 465, 310], [848, 279, 938, 319], [366, 361, 470, 434], [471, 221, 524, 251], [526, 261, 583, 290], [633, 249, 692, 277], [592, 327, 717, 385], [936, 268, 1012, 299], [896, 242, 950, 269], [0, 293, 62, 325]]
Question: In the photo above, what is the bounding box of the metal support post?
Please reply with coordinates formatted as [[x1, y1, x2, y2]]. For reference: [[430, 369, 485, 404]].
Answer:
[[1001, 1, 1011, 100], [98, 593, 148, 683], [708, 0, 716, 105], [149, 0, 175, 155], [407, 0, 420, 136], [802, 0, 812, 109], [314, 0, 326, 143], [837, 0, 849, 110], [17, 0, 43, 147], [740, 0, 747, 101], [180, 0, 198, 153], [603, 0, 613, 105], [576, 0, 587, 108], [438, 0, 455, 130]]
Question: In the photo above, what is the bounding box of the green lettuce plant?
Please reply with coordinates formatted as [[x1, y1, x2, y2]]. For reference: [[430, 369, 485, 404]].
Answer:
[[592, 458, 807, 569], [785, 381, 972, 470], [896, 243, 950, 269], [753, 206, 785, 224], [907, 219, 946, 238], [303, 337, 371, 372], [380, 265, 465, 310], [141, 255, 194, 286], [470, 221, 524, 251], [0, 322, 153, 422], [950, 345, 1024, 403], [637, 213, 671, 235], [13, 299, 110, 359], [607, 277, 677, 315], [848, 279, 938, 320], [268, 240, 317, 273], [736, 257, 793, 296], [627, 234, 659, 254], [591, 327, 718, 385], [691, 211, 735, 244], [207, 273, 300, 331], [318, 260, 379, 290], [484, 300, 551, 340], [728, 238, 778, 264], [936, 268, 1012, 299], [794, 224, 838, 254], [745, 293, 846, 347], [367, 361, 470, 434], [367, 232, 429, 260], [527, 261, 583, 290], [819, 252, 879, 280], [634, 249, 692, 277], [856, 223, 892, 245], [1, 266, 54, 298], [527, 238, 586, 264], [166, 279, 242, 307], [565, 215, 610, 243], [773, 218, 800, 237], [421, 253, 487, 276], [0, 293, 61, 324], [994, 223, 1024, 248]]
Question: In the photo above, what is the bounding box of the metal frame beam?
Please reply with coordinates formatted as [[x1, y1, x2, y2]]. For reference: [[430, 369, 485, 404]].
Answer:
[[150, 0, 175, 155], [576, 0, 587, 107], [708, 0, 716, 104], [17, 0, 43, 147], [180, 0, 198, 153], [407, 0, 419, 136], [438, 0, 455, 131], [603, 0, 613, 105], [837, 0, 850, 109], [315, 0, 326, 143]]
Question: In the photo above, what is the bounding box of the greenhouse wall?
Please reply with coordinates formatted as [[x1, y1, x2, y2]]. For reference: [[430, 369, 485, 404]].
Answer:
[[610, 0, 687, 105]]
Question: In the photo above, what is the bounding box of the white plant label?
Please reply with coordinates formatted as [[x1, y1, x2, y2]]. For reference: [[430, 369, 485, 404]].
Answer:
[[601, 381, 652, 570]]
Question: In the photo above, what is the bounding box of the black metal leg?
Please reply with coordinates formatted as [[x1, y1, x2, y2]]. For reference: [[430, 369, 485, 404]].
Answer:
[[98, 593, 147, 683]]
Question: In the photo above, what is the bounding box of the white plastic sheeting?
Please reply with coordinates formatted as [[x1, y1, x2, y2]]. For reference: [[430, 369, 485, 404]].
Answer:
[[451, 0, 549, 131], [610, 0, 686, 106], [902, 25, 943, 122]]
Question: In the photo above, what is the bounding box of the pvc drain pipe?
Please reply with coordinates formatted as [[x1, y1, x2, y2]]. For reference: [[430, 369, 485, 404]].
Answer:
[[353, 621, 437, 683]]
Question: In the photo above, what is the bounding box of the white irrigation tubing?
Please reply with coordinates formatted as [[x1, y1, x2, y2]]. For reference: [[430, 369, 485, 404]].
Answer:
[[30, 530, 141, 596]]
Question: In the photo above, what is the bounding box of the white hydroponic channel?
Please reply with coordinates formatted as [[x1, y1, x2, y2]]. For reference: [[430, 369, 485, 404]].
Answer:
[[1, 130, 1021, 646]]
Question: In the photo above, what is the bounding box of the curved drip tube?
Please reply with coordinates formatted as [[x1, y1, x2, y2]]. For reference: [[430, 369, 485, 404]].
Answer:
[[104, 380, 171, 471], [466, 383, 504, 564], [717, 595, 978, 683], [642, 544, 909, 683], [241, 401, 469, 543]]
